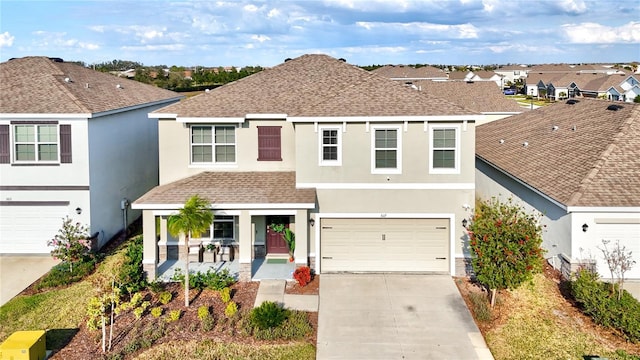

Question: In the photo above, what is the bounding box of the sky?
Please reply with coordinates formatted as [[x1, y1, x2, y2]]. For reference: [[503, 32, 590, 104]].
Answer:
[[0, 0, 638, 68]]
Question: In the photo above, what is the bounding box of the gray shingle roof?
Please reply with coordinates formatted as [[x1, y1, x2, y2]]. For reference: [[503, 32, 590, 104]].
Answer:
[[133, 172, 316, 208], [154, 54, 474, 118], [0, 57, 181, 114], [476, 98, 640, 207], [371, 65, 447, 79]]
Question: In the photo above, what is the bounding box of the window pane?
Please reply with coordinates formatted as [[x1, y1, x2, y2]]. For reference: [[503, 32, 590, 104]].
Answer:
[[192, 145, 212, 162], [433, 150, 455, 168], [323, 130, 337, 145], [215, 127, 235, 144], [192, 126, 211, 144], [375, 150, 396, 168], [434, 129, 455, 148], [214, 221, 233, 238], [215, 145, 236, 162], [38, 144, 58, 161], [38, 125, 57, 142], [375, 129, 397, 148], [15, 125, 34, 142], [15, 144, 35, 161], [323, 146, 337, 161]]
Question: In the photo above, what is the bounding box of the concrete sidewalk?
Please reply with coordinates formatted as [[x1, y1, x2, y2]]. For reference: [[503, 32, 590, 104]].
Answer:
[[0, 255, 59, 306], [254, 279, 319, 312], [316, 274, 493, 360]]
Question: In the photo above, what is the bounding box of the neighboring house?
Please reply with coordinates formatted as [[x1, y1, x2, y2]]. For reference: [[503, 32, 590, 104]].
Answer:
[[475, 98, 640, 280], [133, 54, 480, 281], [494, 65, 529, 84], [414, 80, 524, 125], [466, 71, 504, 88], [0, 57, 182, 254]]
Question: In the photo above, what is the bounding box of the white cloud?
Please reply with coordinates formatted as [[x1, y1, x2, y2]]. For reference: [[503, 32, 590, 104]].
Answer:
[[121, 44, 186, 51], [30, 31, 99, 51], [557, 0, 587, 15], [562, 21, 640, 43], [251, 34, 271, 42], [0, 32, 15, 47]]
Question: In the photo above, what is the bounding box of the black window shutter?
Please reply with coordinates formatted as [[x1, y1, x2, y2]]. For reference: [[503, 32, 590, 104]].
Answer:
[[257, 126, 282, 161], [60, 124, 72, 163], [0, 125, 9, 164]]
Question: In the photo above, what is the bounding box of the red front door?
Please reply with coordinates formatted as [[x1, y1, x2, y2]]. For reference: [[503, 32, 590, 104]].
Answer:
[[266, 216, 289, 254]]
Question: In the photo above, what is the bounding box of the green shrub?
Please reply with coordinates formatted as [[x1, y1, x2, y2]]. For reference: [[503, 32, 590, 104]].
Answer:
[[158, 291, 172, 305], [167, 309, 181, 322], [225, 301, 238, 318], [150, 307, 163, 318], [36, 259, 96, 289], [171, 268, 236, 291], [133, 301, 150, 319], [250, 301, 289, 330], [118, 235, 147, 295], [469, 292, 492, 322], [147, 280, 165, 294], [571, 269, 640, 342], [219, 287, 231, 303]]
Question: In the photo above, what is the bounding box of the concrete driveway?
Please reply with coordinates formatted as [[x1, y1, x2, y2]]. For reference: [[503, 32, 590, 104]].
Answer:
[[0, 255, 59, 306], [316, 274, 493, 360]]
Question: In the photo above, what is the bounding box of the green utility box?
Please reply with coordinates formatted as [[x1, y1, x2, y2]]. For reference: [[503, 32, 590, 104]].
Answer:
[[0, 330, 46, 360]]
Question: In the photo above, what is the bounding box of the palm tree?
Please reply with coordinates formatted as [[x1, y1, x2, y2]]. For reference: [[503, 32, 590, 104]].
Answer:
[[167, 195, 213, 307]]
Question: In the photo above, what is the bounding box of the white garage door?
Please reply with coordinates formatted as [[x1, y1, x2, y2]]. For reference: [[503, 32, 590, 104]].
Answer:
[[0, 204, 68, 254], [320, 218, 449, 273], [596, 223, 640, 279]]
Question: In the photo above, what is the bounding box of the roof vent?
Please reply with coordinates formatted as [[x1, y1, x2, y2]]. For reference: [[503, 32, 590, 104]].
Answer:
[[64, 77, 71, 83], [116, 84, 122, 89], [552, 125, 559, 131], [572, 125, 577, 131], [338, 58, 346, 62], [523, 141, 528, 147], [284, 58, 292, 62], [48, 57, 64, 63], [606, 104, 623, 111], [566, 99, 579, 105], [85, 83, 89, 88], [499, 139, 505, 144]]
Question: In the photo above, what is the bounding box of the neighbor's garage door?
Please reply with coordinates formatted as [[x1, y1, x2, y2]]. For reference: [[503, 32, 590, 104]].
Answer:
[[597, 223, 640, 279], [0, 205, 68, 254], [320, 218, 449, 273]]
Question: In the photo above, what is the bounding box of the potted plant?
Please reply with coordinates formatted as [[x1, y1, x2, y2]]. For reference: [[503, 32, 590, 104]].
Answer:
[[206, 243, 216, 252], [283, 228, 295, 262]]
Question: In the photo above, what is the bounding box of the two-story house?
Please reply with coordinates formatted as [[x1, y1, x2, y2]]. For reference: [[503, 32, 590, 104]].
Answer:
[[133, 54, 480, 281], [0, 57, 182, 254]]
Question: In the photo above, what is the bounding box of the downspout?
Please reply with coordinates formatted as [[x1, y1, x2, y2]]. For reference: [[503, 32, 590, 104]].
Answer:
[[121, 198, 130, 234]]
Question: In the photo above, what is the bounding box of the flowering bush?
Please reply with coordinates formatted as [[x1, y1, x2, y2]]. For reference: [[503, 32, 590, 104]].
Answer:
[[47, 216, 92, 272], [293, 266, 312, 287], [467, 197, 545, 306]]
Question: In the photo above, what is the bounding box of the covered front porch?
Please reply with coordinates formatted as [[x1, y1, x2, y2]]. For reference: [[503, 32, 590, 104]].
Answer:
[[132, 172, 317, 282]]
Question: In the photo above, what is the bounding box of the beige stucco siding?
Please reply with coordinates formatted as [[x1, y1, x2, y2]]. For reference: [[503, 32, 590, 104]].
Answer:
[[158, 119, 296, 185], [294, 121, 475, 184]]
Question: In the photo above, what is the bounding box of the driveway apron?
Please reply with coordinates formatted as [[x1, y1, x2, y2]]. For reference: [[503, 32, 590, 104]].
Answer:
[[316, 274, 493, 360], [0, 255, 59, 306]]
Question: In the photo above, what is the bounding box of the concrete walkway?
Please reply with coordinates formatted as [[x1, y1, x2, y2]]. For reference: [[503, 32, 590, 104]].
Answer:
[[0, 255, 60, 306], [316, 274, 493, 360], [254, 279, 319, 312]]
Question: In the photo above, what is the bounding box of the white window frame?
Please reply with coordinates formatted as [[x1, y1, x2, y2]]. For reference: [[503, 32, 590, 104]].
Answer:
[[189, 125, 237, 165], [12, 124, 59, 164], [195, 216, 236, 242], [371, 125, 402, 175], [429, 124, 460, 174], [318, 126, 342, 166]]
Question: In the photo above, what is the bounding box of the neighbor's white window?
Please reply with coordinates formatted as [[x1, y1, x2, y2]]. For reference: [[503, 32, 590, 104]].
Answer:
[[429, 124, 460, 174], [191, 125, 236, 164], [371, 125, 401, 174], [319, 126, 341, 166], [14, 124, 58, 162]]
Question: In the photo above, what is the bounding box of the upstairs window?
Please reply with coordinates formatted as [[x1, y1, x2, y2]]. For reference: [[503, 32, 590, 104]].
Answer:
[[191, 125, 236, 164], [257, 126, 282, 161], [319, 126, 341, 166], [429, 125, 460, 174], [371, 126, 401, 174]]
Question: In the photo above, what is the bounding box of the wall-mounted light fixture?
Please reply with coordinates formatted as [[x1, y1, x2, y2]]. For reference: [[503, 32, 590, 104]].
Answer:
[[582, 223, 588, 232], [76, 207, 82, 215], [462, 219, 468, 228], [309, 218, 315, 227]]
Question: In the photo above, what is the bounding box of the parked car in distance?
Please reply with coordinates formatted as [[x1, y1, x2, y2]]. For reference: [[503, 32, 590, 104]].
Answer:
[[504, 88, 517, 95]]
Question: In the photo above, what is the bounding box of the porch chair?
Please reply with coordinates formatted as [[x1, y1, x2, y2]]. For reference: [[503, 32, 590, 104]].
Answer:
[[188, 241, 203, 263]]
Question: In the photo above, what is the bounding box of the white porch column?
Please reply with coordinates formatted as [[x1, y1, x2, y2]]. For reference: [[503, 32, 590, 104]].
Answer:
[[158, 216, 168, 262], [142, 210, 158, 280], [238, 210, 252, 281], [294, 209, 308, 267]]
